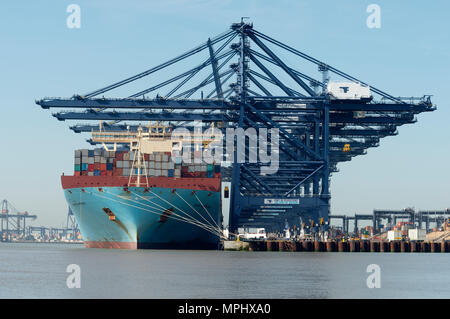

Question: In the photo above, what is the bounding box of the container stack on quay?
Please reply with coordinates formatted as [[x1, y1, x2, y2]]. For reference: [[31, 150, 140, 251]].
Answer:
[[73, 148, 221, 178]]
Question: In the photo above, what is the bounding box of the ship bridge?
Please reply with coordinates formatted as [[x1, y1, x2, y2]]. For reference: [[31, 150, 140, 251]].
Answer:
[[36, 21, 435, 232]]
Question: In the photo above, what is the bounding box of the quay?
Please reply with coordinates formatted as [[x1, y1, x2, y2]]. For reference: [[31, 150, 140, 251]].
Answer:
[[223, 240, 450, 253]]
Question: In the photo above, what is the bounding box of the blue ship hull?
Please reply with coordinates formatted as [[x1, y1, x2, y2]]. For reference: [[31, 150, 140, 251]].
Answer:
[[64, 185, 221, 249]]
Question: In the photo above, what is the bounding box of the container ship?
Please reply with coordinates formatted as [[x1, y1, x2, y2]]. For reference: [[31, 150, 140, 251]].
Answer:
[[63, 123, 228, 249]]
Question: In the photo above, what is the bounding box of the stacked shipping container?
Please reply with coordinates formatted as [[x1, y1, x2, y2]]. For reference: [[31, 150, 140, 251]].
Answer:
[[74, 148, 220, 178]]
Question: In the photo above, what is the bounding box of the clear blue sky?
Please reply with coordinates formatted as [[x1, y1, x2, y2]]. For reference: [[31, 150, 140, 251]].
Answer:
[[0, 0, 448, 227]]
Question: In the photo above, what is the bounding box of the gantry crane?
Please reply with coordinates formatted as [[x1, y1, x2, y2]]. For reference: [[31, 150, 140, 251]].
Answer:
[[36, 21, 435, 232]]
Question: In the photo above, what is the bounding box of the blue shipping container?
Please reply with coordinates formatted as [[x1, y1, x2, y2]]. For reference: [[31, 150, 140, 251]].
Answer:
[[94, 170, 100, 176], [168, 169, 174, 177], [88, 150, 94, 157], [81, 163, 88, 171]]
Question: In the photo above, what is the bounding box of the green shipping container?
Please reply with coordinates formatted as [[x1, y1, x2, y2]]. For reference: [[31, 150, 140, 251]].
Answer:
[[74, 164, 81, 171]]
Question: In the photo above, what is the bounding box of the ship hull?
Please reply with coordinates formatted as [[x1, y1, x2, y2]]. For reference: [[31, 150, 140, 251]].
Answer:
[[62, 176, 222, 249]]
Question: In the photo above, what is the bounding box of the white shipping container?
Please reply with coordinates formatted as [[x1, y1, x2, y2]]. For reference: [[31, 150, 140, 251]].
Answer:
[[100, 157, 106, 164], [116, 161, 123, 168], [154, 169, 161, 176], [161, 169, 168, 177], [123, 153, 130, 161], [74, 158, 81, 164], [149, 162, 155, 169], [162, 162, 168, 170], [147, 168, 154, 176], [123, 161, 129, 168], [168, 162, 175, 169], [174, 169, 181, 177], [408, 229, 426, 241], [81, 149, 89, 157], [155, 162, 161, 169], [74, 150, 81, 158], [88, 157, 94, 164], [387, 230, 402, 242], [123, 168, 130, 176], [162, 154, 169, 162], [155, 154, 162, 162], [82, 157, 88, 163], [88, 172, 94, 176], [94, 156, 100, 163]]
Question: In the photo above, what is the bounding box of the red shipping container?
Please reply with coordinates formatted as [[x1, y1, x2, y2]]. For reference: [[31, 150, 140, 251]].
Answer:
[[116, 152, 124, 160], [81, 171, 88, 176], [106, 171, 113, 176], [100, 171, 107, 176], [100, 164, 107, 171], [94, 163, 100, 170], [116, 168, 123, 176], [144, 154, 150, 161], [74, 171, 81, 176], [88, 164, 94, 172]]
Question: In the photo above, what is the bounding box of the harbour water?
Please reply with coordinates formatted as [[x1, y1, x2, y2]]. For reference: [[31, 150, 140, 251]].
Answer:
[[0, 243, 448, 299]]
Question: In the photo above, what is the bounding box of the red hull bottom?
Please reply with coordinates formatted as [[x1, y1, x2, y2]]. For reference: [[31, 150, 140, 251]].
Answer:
[[84, 241, 137, 249], [84, 241, 219, 250]]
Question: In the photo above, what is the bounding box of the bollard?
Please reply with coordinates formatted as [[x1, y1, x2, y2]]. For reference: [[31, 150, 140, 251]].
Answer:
[[326, 241, 335, 252], [431, 242, 440, 253], [278, 241, 285, 251], [390, 241, 399, 253], [370, 241, 379, 252], [302, 241, 312, 252], [349, 241, 359, 252], [441, 241, 446, 253], [295, 241, 303, 252], [360, 241, 369, 252], [410, 241, 418, 253], [380, 241, 388, 253], [421, 242, 429, 253], [314, 241, 321, 252]]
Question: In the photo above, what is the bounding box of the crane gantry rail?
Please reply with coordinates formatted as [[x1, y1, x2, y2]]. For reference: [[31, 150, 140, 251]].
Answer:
[[36, 20, 435, 231]]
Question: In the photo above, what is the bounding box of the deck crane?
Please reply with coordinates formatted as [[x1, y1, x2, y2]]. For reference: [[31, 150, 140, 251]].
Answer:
[[37, 21, 436, 232]]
